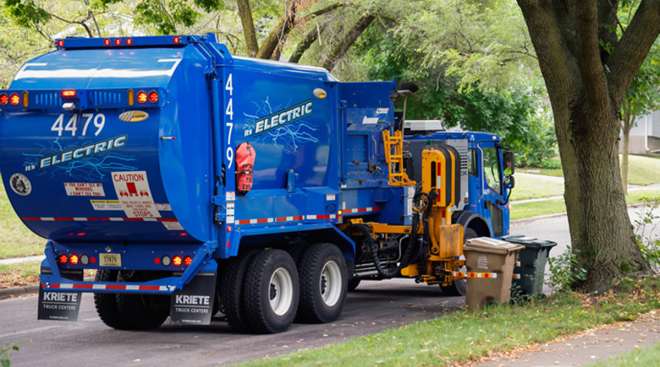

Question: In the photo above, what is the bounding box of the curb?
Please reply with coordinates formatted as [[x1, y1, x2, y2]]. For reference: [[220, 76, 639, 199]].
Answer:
[[0, 285, 39, 299]]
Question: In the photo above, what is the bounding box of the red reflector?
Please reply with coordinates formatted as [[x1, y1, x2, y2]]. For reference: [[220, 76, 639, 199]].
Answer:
[[89, 256, 97, 264], [183, 256, 192, 266], [9, 93, 20, 106], [172, 256, 183, 267], [148, 91, 159, 103], [126, 38, 133, 46], [58, 255, 68, 264], [173, 36, 181, 44], [69, 254, 79, 265], [103, 39, 111, 46], [137, 90, 147, 104], [61, 89, 77, 98], [55, 40, 64, 47], [0, 94, 7, 105], [114, 38, 121, 46], [153, 257, 161, 265]]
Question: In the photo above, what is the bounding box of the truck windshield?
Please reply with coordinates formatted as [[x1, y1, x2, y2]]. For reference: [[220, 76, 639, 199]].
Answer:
[[483, 147, 501, 194]]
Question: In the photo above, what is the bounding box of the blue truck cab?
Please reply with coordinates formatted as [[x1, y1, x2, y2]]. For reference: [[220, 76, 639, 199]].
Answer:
[[0, 34, 515, 333]]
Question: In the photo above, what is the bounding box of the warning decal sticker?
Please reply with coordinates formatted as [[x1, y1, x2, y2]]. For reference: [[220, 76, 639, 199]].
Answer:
[[64, 182, 105, 197], [111, 171, 160, 218]]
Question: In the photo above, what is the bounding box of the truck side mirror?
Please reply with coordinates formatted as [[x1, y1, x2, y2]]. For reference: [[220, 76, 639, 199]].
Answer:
[[503, 150, 515, 176]]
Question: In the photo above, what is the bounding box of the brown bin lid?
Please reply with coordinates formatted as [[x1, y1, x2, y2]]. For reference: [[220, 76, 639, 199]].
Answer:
[[464, 237, 524, 255]]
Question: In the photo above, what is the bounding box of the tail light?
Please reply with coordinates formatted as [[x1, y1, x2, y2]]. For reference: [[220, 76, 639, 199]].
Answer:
[[58, 255, 68, 264], [114, 38, 122, 46], [184, 256, 193, 266], [9, 93, 20, 106], [69, 254, 79, 265], [0, 94, 7, 105], [137, 90, 148, 104], [103, 39, 111, 46], [148, 91, 159, 103], [172, 256, 183, 267]]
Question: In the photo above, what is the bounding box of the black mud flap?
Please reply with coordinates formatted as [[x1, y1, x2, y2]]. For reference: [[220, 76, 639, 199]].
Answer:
[[170, 272, 217, 325], [38, 269, 83, 321]]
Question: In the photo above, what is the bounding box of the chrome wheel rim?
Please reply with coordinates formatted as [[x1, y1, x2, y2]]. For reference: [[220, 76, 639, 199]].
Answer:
[[269, 267, 293, 316], [320, 260, 343, 307]]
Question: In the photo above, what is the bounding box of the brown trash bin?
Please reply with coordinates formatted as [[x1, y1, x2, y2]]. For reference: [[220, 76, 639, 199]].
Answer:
[[464, 237, 524, 311]]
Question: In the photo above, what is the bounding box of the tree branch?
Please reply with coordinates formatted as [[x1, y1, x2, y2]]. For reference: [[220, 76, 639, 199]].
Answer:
[[606, 0, 660, 106], [256, 0, 299, 59], [575, 0, 610, 110], [297, 3, 344, 24], [321, 13, 375, 71], [289, 21, 326, 63], [236, 0, 259, 57]]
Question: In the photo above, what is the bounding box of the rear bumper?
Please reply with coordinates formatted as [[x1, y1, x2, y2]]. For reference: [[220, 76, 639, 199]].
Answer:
[[39, 240, 218, 295]]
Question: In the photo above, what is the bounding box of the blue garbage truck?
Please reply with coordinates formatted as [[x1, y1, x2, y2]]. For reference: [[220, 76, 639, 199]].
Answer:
[[0, 34, 515, 333]]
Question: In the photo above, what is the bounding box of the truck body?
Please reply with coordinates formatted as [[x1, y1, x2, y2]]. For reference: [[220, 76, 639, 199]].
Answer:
[[0, 34, 514, 332]]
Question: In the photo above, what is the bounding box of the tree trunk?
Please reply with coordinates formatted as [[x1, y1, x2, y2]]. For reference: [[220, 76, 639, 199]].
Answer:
[[621, 104, 634, 194], [236, 0, 259, 57], [321, 14, 375, 71], [516, 0, 657, 291]]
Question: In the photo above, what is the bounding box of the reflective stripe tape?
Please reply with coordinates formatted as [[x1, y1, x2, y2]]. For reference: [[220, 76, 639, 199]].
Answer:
[[41, 283, 174, 292], [452, 271, 499, 279], [22, 216, 180, 224]]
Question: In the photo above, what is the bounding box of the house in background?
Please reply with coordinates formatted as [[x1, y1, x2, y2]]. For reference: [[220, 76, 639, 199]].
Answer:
[[621, 110, 660, 155]]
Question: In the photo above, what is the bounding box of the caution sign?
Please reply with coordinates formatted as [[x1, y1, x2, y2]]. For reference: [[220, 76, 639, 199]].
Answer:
[[111, 171, 160, 218], [37, 289, 82, 321], [170, 273, 217, 325]]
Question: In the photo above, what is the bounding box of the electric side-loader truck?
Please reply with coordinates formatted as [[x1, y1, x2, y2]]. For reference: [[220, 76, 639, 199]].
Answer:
[[0, 34, 515, 333]]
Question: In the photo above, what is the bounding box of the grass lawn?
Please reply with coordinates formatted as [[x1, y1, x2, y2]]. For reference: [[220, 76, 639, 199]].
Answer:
[[589, 342, 660, 367], [0, 180, 44, 259], [0, 261, 40, 289], [521, 155, 660, 186], [510, 173, 564, 201], [511, 190, 660, 221], [243, 277, 659, 367]]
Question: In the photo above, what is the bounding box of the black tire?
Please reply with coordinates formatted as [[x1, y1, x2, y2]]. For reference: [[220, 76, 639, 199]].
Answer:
[[94, 270, 170, 330], [219, 251, 258, 332], [297, 243, 348, 323], [348, 278, 361, 292], [243, 249, 299, 333], [441, 227, 478, 296]]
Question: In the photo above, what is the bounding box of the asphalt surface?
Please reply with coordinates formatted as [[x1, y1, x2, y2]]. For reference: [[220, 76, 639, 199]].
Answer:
[[1, 206, 657, 366]]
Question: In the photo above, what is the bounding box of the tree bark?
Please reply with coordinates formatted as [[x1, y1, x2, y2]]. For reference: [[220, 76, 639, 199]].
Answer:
[[321, 14, 375, 71], [516, 0, 658, 291], [621, 102, 634, 194], [236, 0, 259, 57]]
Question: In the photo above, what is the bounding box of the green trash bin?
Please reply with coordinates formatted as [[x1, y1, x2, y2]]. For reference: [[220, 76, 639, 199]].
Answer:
[[503, 235, 557, 297]]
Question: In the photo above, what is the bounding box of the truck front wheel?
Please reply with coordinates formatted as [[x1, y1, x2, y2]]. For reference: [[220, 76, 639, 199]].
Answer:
[[243, 249, 300, 333], [297, 243, 348, 323], [93, 270, 170, 330]]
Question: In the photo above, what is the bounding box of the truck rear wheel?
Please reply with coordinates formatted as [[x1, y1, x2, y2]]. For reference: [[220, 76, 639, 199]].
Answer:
[[94, 270, 170, 330], [219, 251, 258, 332], [297, 243, 348, 323], [243, 249, 299, 333]]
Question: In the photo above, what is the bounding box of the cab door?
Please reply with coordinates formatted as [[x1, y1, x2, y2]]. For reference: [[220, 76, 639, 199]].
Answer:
[[479, 143, 508, 237]]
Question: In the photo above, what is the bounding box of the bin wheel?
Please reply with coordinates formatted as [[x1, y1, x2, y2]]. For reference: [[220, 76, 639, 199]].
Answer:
[[243, 249, 299, 333], [297, 243, 348, 323], [219, 251, 258, 332], [348, 278, 361, 292], [94, 270, 170, 330], [441, 227, 478, 296]]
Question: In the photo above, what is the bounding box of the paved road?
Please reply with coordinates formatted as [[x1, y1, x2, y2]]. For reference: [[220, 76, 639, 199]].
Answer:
[[1, 206, 657, 366], [1, 279, 462, 366]]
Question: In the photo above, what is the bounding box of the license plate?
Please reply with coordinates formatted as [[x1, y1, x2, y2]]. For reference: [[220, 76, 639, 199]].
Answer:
[[99, 253, 122, 267]]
